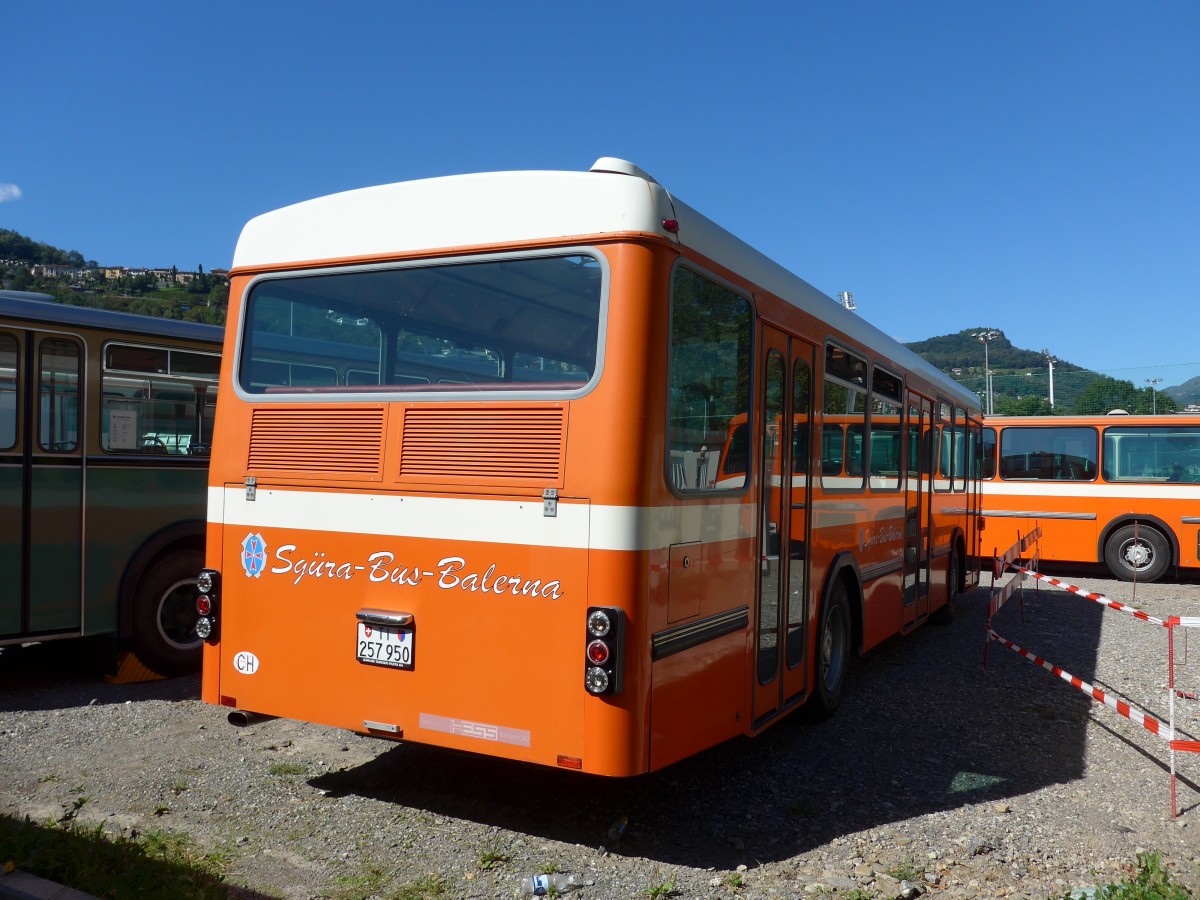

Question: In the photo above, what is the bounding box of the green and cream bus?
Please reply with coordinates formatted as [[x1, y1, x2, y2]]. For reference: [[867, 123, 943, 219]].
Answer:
[[0, 290, 222, 674]]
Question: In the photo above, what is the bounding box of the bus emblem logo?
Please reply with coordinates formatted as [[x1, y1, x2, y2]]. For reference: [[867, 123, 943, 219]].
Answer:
[[241, 532, 268, 578]]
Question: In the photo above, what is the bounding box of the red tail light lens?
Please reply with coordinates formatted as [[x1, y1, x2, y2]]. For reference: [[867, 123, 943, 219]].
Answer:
[[586, 639, 609, 665]]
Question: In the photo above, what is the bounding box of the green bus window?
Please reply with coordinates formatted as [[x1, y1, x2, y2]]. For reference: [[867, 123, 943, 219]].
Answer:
[[822, 345, 866, 491], [0, 333, 15, 451], [38, 339, 79, 452], [668, 267, 751, 492], [1103, 426, 1200, 483]]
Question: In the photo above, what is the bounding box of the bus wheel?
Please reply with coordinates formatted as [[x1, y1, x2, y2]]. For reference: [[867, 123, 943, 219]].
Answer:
[[130, 549, 204, 677], [808, 579, 851, 720], [1104, 525, 1170, 583], [931, 551, 961, 626]]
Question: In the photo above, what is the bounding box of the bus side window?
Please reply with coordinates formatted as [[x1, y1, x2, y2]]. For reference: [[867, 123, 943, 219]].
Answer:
[[981, 428, 996, 479], [0, 333, 16, 451], [667, 267, 751, 493], [38, 339, 79, 452]]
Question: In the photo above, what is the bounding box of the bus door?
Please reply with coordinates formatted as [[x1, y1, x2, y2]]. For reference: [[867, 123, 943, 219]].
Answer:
[[11, 331, 85, 637], [902, 393, 932, 628], [753, 327, 814, 725]]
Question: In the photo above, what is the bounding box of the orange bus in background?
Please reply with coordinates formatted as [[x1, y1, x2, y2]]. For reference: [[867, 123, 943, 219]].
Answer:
[[197, 158, 983, 776], [980, 414, 1200, 581]]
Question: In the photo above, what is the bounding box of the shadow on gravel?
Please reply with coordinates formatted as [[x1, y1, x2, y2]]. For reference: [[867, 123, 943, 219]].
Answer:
[[310, 582, 1126, 870], [0, 811, 267, 899], [0, 639, 199, 713]]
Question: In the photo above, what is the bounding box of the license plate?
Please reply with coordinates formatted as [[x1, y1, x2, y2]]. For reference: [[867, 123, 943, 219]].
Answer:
[[356, 622, 414, 669]]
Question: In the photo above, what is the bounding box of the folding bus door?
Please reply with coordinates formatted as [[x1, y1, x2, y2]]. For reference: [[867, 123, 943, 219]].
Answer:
[[753, 326, 815, 726]]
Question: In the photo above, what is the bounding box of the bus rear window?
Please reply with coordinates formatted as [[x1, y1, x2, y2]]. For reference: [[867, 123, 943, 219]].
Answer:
[[238, 253, 603, 394]]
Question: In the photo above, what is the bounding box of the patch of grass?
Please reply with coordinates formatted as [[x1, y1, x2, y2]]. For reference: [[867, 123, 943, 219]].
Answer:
[[643, 879, 678, 898], [887, 857, 923, 882], [0, 812, 227, 899], [331, 865, 389, 899], [479, 846, 509, 870], [392, 873, 448, 899], [267, 761, 308, 776], [1057, 851, 1193, 899]]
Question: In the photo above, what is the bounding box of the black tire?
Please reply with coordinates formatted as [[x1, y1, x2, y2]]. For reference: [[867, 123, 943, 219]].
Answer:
[[931, 550, 961, 626], [808, 578, 852, 720], [1103, 524, 1170, 583], [129, 549, 204, 676]]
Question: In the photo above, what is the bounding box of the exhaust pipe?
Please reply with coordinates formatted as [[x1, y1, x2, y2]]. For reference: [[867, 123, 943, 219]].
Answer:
[[227, 710, 279, 728]]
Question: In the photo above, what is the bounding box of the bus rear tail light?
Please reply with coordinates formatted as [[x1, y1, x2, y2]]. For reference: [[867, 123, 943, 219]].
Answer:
[[584, 606, 624, 696], [195, 568, 220, 642]]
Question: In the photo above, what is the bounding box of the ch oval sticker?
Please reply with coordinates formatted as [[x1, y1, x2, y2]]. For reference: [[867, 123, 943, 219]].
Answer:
[[233, 651, 260, 675]]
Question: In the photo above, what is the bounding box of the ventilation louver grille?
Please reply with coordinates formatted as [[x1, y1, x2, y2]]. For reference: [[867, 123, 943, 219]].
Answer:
[[401, 406, 566, 484], [248, 407, 384, 477]]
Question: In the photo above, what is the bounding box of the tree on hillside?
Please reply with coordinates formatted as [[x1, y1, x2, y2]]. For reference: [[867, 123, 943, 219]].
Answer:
[[993, 395, 1053, 416], [1075, 376, 1179, 415]]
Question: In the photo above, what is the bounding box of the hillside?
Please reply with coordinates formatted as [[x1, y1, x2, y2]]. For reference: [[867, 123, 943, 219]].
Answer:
[[1165, 377, 1200, 406], [904, 328, 1089, 376], [905, 328, 1177, 415], [0, 229, 92, 268]]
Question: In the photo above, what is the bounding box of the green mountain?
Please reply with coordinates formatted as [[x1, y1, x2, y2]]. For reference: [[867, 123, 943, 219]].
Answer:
[[905, 328, 1177, 416], [1165, 377, 1200, 407], [904, 328, 1088, 376]]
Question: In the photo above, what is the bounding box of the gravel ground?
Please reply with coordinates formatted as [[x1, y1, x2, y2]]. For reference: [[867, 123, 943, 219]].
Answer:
[[4, 567, 1200, 899]]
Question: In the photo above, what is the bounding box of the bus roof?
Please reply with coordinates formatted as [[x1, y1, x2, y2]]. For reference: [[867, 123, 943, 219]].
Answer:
[[0, 291, 224, 345], [232, 158, 978, 412]]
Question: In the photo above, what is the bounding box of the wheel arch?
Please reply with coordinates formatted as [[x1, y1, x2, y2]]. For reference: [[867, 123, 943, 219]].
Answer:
[[822, 551, 865, 655], [1097, 514, 1178, 569], [115, 520, 207, 641]]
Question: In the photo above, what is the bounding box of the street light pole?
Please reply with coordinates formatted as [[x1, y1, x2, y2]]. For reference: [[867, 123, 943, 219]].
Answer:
[[975, 330, 999, 415], [1043, 348, 1056, 410], [1146, 378, 1163, 415]]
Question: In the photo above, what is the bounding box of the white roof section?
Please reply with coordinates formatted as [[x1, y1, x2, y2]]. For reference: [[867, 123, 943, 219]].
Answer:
[[233, 158, 977, 411]]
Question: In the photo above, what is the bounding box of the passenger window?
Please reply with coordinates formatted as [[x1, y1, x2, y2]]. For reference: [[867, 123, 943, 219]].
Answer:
[[668, 267, 752, 492], [102, 375, 204, 455], [998, 426, 1097, 481], [981, 428, 996, 479], [0, 333, 15, 451], [870, 368, 903, 491], [822, 345, 866, 491], [38, 339, 79, 452]]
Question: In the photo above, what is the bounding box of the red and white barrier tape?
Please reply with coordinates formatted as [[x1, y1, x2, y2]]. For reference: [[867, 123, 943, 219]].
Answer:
[[1007, 565, 1169, 627], [987, 629, 1171, 740]]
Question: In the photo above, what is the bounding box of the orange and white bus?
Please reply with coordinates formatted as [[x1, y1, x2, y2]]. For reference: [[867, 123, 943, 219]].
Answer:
[[980, 414, 1200, 582], [197, 158, 983, 776]]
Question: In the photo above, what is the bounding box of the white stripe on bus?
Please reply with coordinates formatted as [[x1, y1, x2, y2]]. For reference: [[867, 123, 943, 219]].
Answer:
[[207, 486, 754, 552]]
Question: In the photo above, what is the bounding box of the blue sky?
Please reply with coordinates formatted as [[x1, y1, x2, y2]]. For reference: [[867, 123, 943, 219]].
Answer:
[[5, 2, 1198, 382]]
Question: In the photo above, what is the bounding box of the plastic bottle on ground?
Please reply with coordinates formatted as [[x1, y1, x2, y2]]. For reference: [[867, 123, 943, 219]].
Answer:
[[519, 873, 580, 895]]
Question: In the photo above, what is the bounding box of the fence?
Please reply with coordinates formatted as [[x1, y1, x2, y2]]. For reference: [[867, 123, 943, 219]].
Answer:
[[985, 525, 1200, 817]]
